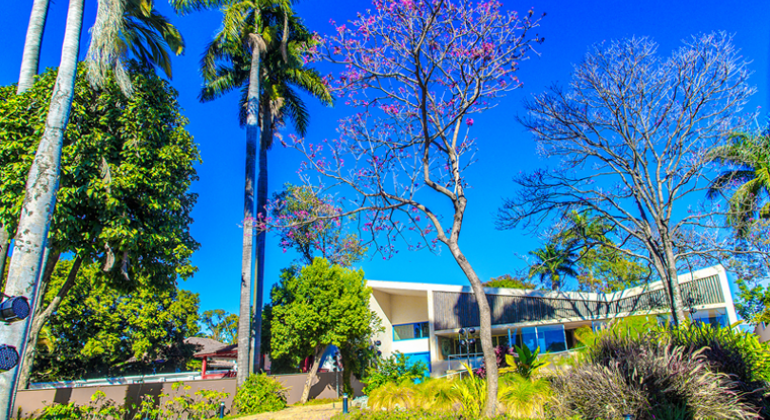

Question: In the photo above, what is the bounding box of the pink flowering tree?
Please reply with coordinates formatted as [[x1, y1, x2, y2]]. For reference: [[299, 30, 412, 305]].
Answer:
[[283, 0, 544, 414]]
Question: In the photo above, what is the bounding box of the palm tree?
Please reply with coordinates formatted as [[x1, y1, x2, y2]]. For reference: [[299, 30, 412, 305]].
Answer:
[[2, 0, 186, 410], [707, 133, 770, 237], [17, 0, 51, 95], [528, 243, 578, 291], [0, 0, 86, 414], [198, 1, 331, 381]]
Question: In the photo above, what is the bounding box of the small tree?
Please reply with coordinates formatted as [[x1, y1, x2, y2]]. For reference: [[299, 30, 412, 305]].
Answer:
[[498, 34, 759, 326], [269, 258, 378, 404], [285, 1, 543, 414]]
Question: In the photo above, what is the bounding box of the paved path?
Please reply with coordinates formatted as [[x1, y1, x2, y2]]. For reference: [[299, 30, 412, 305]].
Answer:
[[237, 403, 344, 420]]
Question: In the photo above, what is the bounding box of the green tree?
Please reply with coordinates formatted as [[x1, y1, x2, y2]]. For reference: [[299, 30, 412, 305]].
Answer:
[[200, 310, 239, 345], [484, 274, 537, 290], [528, 244, 578, 291], [270, 258, 379, 403], [31, 261, 200, 382], [271, 184, 366, 267], [708, 133, 770, 237], [0, 65, 199, 389], [557, 211, 649, 293]]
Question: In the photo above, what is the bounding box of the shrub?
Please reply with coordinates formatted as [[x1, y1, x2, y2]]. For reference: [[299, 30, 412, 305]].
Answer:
[[232, 373, 287, 415], [31, 391, 124, 420], [551, 328, 758, 420], [665, 321, 770, 416], [160, 382, 230, 419], [499, 373, 551, 418], [363, 351, 427, 394]]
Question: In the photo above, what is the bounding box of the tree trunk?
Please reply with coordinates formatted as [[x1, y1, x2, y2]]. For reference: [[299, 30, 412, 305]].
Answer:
[[447, 241, 499, 417], [0, 0, 84, 416], [252, 100, 270, 373], [237, 34, 262, 387], [17, 0, 51, 94], [0, 226, 9, 286], [18, 254, 78, 390], [301, 346, 326, 404]]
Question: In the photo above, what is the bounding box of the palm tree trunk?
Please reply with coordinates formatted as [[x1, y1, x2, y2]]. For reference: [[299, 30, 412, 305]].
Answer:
[[18, 253, 76, 391], [252, 100, 270, 373], [301, 345, 327, 404], [17, 0, 51, 94], [237, 36, 262, 387], [0, 226, 9, 285], [0, 0, 84, 415]]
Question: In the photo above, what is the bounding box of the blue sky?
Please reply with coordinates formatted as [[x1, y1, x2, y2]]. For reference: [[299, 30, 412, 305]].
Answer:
[[1, 0, 769, 316]]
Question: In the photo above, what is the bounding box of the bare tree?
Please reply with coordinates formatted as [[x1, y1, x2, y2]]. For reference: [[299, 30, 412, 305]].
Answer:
[[497, 34, 759, 325], [284, 0, 543, 415]]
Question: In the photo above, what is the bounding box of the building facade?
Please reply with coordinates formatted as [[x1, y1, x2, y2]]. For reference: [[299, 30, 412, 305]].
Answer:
[[368, 265, 737, 377]]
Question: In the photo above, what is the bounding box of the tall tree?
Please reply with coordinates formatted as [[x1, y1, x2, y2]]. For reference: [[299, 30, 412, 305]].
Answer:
[[0, 64, 199, 389], [285, 1, 543, 415], [0, 0, 86, 413], [497, 34, 757, 326], [270, 184, 366, 267], [198, 0, 330, 380], [16, 0, 51, 95], [270, 258, 378, 404], [528, 243, 578, 291]]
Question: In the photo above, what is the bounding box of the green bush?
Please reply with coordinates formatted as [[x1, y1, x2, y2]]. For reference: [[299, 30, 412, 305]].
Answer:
[[551, 327, 757, 420], [363, 351, 427, 394], [232, 373, 287, 415], [30, 391, 124, 420]]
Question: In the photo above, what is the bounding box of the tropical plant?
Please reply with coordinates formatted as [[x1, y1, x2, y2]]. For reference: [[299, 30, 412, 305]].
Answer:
[[232, 373, 287, 415], [707, 133, 770, 237], [483, 274, 537, 290], [452, 364, 486, 419], [505, 345, 549, 379], [527, 244, 578, 291], [499, 373, 551, 418]]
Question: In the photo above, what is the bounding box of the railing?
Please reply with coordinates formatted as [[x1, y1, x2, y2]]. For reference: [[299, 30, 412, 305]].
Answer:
[[28, 370, 233, 389], [446, 353, 484, 372]]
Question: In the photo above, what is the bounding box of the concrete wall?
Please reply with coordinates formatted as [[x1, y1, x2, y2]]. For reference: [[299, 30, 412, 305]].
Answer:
[[390, 295, 428, 325], [370, 291, 393, 357], [14, 372, 363, 419], [756, 322, 770, 343]]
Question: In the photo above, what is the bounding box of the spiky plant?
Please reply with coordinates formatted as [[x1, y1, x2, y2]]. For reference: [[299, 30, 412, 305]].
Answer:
[[499, 373, 552, 418], [367, 381, 417, 411]]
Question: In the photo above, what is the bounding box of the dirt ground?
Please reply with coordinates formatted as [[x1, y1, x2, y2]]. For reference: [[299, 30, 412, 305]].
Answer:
[[236, 403, 347, 420]]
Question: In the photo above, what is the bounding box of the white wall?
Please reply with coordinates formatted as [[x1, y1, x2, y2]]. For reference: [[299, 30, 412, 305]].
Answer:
[[370, 290, 393, 357], [391, 295, 429, 325]]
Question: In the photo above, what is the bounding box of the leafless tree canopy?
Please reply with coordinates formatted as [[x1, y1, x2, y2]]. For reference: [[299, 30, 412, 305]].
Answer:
[[498, 33, 760, 324]]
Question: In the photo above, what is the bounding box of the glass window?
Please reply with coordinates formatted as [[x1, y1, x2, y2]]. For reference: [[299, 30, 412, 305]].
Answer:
[[393, 322, 429, 341], [691, 309, 727, 328], [537, 324, 567, 353]]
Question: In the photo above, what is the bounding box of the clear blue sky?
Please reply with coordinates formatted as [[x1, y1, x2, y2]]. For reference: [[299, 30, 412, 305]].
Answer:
[[1, 0, 769, 316]]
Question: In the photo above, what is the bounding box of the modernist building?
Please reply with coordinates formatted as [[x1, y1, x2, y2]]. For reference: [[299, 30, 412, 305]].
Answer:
[[368, 265, 737, 377]]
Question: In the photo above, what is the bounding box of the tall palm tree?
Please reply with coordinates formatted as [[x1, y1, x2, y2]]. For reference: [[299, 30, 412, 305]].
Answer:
[[17, 0, 51, 95], [199, 0, 331, 381], [707, 133, 770, 237], [528, 243, 578, 291], [0, 0, 86, 415]]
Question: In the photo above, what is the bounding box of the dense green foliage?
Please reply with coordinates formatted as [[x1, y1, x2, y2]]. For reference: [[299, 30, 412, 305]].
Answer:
[[483, 274, 536, 290], [269, 258, 379, 369], [199, 309, 238, 345], [232, 374, 287, 415], [32, 262, 200, 381], [0, 64, 200, 280], [363, 352, 428, 395]]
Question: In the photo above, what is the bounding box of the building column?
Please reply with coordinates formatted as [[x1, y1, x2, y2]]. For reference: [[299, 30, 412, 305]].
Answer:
[[426, 290, 440, 376], [201, 357, 208, 378], [716, 265, 738, 325]]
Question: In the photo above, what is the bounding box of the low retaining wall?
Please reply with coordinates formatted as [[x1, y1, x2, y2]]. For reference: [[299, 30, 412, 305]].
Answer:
[[14, 372, 364, 418]]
